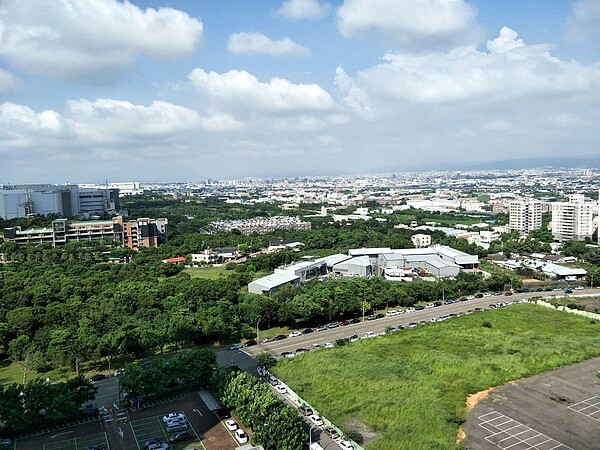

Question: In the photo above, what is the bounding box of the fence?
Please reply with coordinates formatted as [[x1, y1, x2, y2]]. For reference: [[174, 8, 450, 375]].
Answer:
[[535, 298, 600, 320]]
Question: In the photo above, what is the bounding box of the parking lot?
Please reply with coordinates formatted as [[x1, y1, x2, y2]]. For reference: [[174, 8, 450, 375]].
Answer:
[[463, 356, 600, 450], [129, 412, 202, 449], [42, 432, 109, 450]]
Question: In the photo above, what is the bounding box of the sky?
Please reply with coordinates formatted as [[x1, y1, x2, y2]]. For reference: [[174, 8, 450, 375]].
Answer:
[[1, 0, 599, 183]]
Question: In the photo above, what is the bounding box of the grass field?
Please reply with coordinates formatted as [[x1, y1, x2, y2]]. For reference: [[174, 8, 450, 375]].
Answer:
[[183, 266, 230, 279], [273, 304, 600, 450]]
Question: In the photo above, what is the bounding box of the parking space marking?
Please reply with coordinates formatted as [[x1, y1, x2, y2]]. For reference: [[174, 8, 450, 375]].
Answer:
[[129, 411, 206, 450], [42, 432, 109, 450], [567, 396, 600, 422], [477, 411, 573, 450]]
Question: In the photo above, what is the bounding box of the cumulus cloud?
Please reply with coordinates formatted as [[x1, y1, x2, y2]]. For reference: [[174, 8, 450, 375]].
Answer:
[[565, 0, 600, 43], [336, 27, 600, 109], [336, 0, 479, 48], [0, 0, 203, 81], [188, 68, 336, 115], [276, 0, 330, 20], [227, 32, 310, 56]]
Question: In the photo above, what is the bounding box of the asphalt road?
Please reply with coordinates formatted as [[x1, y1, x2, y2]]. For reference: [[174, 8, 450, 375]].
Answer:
[[245, 289, 599, 357]]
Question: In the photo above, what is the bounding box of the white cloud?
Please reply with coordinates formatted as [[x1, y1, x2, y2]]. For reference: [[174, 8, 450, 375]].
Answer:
[[188, 68, 336, 115], [227, 32, 310, 56], [336, 28, 600, 109], [0, 0, 203, 81], [336, 0, 479, 48], [0, 69, 19, 92], [566, 0, 600, 43], [276, 0, 330, 20]]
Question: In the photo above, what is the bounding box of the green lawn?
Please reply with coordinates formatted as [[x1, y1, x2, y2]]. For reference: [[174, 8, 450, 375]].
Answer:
[[182, 266, 230, 279], [273, 305, 600, 450]]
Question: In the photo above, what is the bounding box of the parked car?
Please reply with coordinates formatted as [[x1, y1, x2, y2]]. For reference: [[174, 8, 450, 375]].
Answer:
[[340, 320, 350, 326], [564, 288, 573, 293], [299, 404, 313, 415], [144, 438, 164, 448], [275, 385, 288, 394], [575, 286, 585, 290], [375, 313, 385, 319], [338, 441, 354, 450], [295, 348, 307, 355], [302, 328, 314, 334], [234, 429, 248, 444], [289, 331, 302, 338], [324, 342, 334, 349], [309, 414, 324, 426], [165, 423, 187, 433], [274, 334, 288, 340], [257, 366, 267, 377], [261, 337, 275, 343], [366, 315, 376, 320], [504, 291, 513, 296], [350, 318, 361, 324], [163, 412, 185, 423], [216, 408, 231, 419], [280, 351, 294, 358], [225, 419, 238, 431], [169, 431, 191, 443], [230, 343, 243, 350], [328, 322, 340, 328], [324, 427, 340, 439], [244, 339, 257, 347], [165, 418, 186, 428], [90, 374, 106, 382], [385, 310, 398, 317], [316, 325, 328, 332]]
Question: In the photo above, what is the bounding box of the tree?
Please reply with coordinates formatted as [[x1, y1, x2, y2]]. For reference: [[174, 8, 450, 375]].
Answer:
[[256, 352, 277, 370], [8, 336, 44, 384]]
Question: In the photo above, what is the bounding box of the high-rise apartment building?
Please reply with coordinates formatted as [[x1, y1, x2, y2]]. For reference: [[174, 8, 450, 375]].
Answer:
[[508, 200, 542, 234], [551, 194, 593, 241]]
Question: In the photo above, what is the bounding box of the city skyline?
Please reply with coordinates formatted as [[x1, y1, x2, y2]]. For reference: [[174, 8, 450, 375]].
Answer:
[[1, 0, 600, 183]]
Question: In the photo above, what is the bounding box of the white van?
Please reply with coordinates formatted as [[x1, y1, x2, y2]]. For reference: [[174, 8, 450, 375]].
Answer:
[[310, 443, 325, 450]]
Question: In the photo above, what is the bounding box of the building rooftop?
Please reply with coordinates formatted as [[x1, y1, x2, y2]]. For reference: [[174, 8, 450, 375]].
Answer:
[[251, 272, 300, 289]]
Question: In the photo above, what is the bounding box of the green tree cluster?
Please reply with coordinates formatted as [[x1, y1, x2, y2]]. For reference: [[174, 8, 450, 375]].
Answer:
[[119, 348, 216, 399], [0, 376, 96, 435], [218, 370, 306, 450]]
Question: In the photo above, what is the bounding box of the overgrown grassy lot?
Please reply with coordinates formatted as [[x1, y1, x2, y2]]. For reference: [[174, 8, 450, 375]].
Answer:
[[273, 305, 600, 450], [182, 266, 230, 279]]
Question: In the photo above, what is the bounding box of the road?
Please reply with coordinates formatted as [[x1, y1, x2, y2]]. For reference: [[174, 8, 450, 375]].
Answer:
[[245, 289, 599, 357]]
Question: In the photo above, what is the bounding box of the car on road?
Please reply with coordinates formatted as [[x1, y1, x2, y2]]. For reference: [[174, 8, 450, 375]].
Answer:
[[324, 427, 340, 439], [225, 419, 238, 431], [564, 288, 573, 293], [275, 385, 287, 394], [234, 429, 248, 444], [302, 328, 314, 334], [244, 339, 257, 347], [90, 374, 106, 382], [338, 440, 354, 450], [324, 342, 334, 349], [230, 343, 243, 350], [289, 331, 302, 338], [169, 431, 191, 443], [163, 412, 185, 422], [504, 291, 513, 296], [309, 414, 324, 426], [575, 286, 585, 290], [299, 404, 313, 415]]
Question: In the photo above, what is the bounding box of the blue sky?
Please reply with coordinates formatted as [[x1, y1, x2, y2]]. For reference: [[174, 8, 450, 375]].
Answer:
[[1, 0, 599, 183]]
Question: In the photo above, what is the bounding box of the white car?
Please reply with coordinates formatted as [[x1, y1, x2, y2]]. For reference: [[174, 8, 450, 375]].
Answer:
[[225, 419, 238, 431], [407, 307, 415, 312], [163, 412, 185, 423], [323, 342, 334, 349], [275, 385, 287, 394], [309, 414, 324, 426], [365, 331, 376, 338], [575, 286, 585, 290], [424, 303, 434, 309], [289, 331, 302, 338], [385, 310, 398, 317], [234, 428, 248, 444], [339, 441, 354, 450]]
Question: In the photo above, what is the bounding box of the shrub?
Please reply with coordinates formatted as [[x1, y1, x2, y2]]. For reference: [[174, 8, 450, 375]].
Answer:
[[344, 429, 364, 444], [482, 321, 493, 328]]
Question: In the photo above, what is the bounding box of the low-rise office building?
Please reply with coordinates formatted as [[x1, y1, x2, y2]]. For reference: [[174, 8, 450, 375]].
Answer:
[[248, 272, 301, 296], [3, 217, 167, 249]]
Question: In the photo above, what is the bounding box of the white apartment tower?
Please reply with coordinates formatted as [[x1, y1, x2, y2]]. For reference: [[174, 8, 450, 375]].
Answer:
[[551, 194, 593, 242], [508, 200, 542, 234]]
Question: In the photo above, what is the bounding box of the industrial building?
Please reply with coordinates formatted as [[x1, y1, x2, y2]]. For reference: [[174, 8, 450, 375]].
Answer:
[[509, 200, 542, 234], [248, 272, 301, 296], [3, 217, 167, 249], [332, 256, 374, 277], [0, 184, 120, 219], [208, 216, 311, 235]]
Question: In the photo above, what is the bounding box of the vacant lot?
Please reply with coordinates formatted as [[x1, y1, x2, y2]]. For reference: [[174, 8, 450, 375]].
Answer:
[[273, 304, 600, 450], [182, 266, 229, 279]]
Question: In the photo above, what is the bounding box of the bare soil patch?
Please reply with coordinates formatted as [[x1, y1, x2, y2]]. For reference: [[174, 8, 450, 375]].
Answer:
[[343, 417, 381, 445]]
